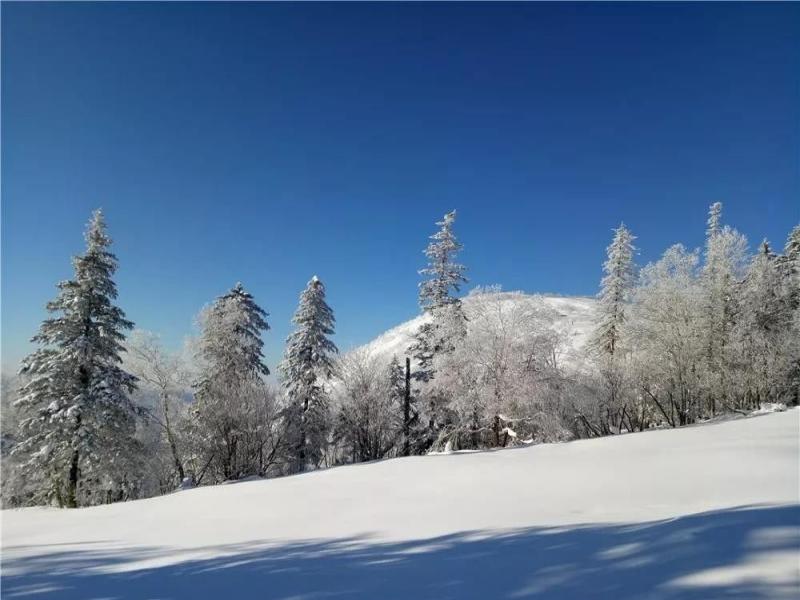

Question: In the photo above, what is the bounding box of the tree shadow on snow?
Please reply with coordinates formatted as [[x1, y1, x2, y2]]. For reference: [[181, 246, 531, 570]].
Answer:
[[2, 504, 798, 600]]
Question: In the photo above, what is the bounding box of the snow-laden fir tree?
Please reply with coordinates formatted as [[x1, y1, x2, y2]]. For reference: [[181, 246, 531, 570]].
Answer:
[[279, 276, 338, 473], [412, 211, 468, 382], [594, 224, 637, 358], [411, 210, 468, 447], [13, 210, 138, 507], [700, 202, 748, 415], [591, 223, 637, 434], [192, 283, 271, 482], [388, 355, 406, 404]]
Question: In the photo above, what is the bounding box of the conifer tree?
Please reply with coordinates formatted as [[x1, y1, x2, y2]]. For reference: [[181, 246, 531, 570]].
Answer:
[[411, 210, 468, 447], [192, 283, 271, 481], [591, 223, 637, 434], [279, 276, 338, 473], [594, 224, 637, 358], [412, 210, 469, 382], [13, 210, 138, 507]]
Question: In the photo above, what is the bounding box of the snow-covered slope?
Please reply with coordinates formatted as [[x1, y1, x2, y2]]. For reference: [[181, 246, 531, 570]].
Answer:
[[362, 293, 599, 367], [3, 410, 799, 599]]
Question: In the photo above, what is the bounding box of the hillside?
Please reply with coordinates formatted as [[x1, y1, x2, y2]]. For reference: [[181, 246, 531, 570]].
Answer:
[[2, 410, 798, 599], [362, 293, 599, 368]]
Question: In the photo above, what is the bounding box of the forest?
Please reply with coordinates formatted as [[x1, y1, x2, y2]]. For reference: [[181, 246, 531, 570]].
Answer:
[[2, 205, 798, 508]]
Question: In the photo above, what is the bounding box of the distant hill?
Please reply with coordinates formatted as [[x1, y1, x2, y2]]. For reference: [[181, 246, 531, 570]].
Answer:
[[360, 292, 599, 370]]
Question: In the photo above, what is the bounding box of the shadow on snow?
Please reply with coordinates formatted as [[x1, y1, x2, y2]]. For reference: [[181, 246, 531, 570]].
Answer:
[[2, 504, 798, 599]]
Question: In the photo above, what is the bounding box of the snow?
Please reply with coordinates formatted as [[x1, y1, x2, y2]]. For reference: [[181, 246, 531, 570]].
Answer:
[[362, 293, 598, 370], [753, 402, 788, 415], [2, 410, 798, 599]]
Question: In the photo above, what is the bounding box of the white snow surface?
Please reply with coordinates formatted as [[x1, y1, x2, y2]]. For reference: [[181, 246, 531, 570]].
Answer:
[[2, 411, 799, 599], [362, 292, 599, 369]]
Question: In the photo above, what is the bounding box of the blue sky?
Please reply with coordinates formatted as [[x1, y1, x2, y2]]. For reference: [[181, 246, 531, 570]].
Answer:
[[2, 2, 798, 374]]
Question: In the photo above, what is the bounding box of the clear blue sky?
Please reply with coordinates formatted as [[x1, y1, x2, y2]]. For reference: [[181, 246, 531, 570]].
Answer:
[[2, 2, 798, 374]]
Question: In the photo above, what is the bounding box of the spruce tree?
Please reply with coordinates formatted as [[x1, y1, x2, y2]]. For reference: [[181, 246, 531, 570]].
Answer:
[[14, 210, 138, 507], [591, 223, 636, 434], [279, 276, 338, 473], [193, 283, 270, 481], [594, 223, 637, 358], [411, 210, 468, 448], [195, 283, 270, 395], [412, 210, 469, 382]]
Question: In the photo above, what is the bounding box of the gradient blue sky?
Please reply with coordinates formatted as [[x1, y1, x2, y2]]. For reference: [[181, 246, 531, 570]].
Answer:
[[2, 2, 798, 373]]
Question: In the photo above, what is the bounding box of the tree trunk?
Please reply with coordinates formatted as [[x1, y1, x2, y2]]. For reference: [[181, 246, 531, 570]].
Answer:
[[403, 357, 411, 456], [162, 394, 185, 483], [65, 411, 82, 508], [66, 447, 79, 508]]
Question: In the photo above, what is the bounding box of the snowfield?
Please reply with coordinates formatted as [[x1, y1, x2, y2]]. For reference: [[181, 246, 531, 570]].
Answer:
[[2, 410, 799, 599]]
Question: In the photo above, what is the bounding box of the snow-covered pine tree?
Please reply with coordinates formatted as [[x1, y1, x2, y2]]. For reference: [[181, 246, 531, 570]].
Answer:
[[591, 223, 637, 434], [13, 209, 138, 508], [279, 276, 338, 473], [411, 210, 468, 448], [192, 283, 270, 482], [412, 212, 468, 378], [388, 355, 406, 403], [594, 223, 637, 358]]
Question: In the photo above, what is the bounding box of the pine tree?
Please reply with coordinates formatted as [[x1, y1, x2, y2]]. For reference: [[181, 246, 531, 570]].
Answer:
[[594, 223, 637, 358], [195, 283, 270, 395], [591, 223, 636, 434], [412, 210, 469, 382], [279, 276, 338, 473], [192, 283, 270, 482], [411, 210, 468, 448], [13, 210, 138, 507], [387, 355, 406, 403]]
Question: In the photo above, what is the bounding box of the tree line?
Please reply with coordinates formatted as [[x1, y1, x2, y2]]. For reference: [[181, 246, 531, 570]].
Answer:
[[1, 205, 798, 507]]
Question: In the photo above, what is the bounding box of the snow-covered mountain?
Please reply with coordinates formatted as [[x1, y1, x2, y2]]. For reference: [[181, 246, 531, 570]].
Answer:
[[361, 292, 599, 368], [3, 410, 798, 599]]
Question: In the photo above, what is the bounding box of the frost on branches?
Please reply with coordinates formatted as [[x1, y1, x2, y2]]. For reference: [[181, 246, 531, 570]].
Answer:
[[12, 210, 138, 508], [279, 276, 338, 473], [192, 283, 273, 483], [700, 202, 748, 415], [589, 224, 637, 434], [410, 210, 469, 449]]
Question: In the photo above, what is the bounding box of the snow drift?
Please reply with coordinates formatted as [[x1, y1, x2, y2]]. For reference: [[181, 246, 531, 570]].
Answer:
[[2, 409, 798, 599]]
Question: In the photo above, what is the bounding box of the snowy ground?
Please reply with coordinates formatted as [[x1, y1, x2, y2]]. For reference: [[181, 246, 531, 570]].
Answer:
[[2, 410, 798, 599]]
